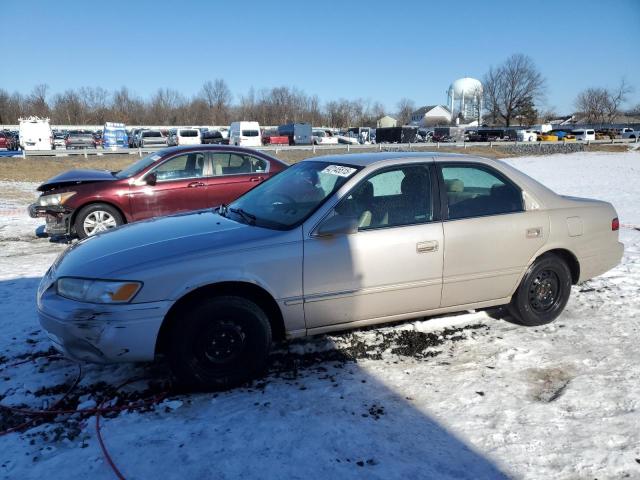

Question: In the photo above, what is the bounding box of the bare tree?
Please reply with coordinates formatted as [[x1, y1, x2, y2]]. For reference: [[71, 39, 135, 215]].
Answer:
[[200, 79, 232, 125], [27, 84, 50, 118], [575, 79, 633, 124], [483, 54, 545, 126], [396, 98, 415, 126]]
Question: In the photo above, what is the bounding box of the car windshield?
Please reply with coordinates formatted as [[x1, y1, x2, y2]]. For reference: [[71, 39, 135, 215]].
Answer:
[[225, 161, 360, 230], [115, 153, 163, 179]]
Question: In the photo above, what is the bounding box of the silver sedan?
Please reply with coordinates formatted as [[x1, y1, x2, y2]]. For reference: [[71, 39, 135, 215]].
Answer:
[[37, 152, 623, 390]]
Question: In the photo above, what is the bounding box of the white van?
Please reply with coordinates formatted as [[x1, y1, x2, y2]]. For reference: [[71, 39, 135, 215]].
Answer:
[[229, 121, 261, 147], [572, 129, 595, 141], [173, 128, 201, 146], [19, 117, 53, 151]]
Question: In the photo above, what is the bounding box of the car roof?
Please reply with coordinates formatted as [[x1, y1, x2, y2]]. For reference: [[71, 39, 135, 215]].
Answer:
[[301, 151, 486, 167]]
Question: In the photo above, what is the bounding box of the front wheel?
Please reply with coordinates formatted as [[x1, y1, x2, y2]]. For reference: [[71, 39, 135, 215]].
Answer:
[[508, 253, 572, 326], [74, 203, 124, 239], [167, 296, 272, 391]]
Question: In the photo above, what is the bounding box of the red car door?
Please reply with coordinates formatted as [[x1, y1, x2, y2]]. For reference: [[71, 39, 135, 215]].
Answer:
[[205, 152, 269, 207], [128, 152, 211, 220]]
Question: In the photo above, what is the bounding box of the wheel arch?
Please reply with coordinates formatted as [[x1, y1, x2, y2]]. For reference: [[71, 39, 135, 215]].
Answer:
[[155, 281, 286, 356], [532, 248, 580, 284]]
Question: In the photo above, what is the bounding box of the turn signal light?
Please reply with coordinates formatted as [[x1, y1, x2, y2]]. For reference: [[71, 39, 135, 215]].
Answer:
[[612, 218, 619, 231]]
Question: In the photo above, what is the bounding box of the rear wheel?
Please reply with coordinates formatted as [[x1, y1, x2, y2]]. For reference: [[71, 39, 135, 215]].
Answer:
[[508, 253, 572, 326], [167, 296, 272, 391], [74, 203, 123, 239]]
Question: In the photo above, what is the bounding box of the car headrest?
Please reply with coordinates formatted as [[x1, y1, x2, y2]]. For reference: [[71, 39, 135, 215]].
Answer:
[[445, 179, 464, 193], [401, 173, 425, 196]]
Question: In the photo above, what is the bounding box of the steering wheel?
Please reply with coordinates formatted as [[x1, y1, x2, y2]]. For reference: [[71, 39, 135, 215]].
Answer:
[[270, 193, 298, 215]]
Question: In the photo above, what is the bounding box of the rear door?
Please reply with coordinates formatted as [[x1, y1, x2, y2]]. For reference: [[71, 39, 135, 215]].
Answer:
[[206, 152, 270, 207], [128, 151, 210, 220], [438, 162, 548, 307]]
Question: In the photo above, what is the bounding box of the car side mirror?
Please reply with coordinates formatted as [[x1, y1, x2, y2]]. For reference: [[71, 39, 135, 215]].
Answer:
[[315, 213, 358, 237], [146, 172, 157, 186]]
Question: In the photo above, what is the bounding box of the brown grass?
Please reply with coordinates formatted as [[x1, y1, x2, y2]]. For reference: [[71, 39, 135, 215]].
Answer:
[[0, 143, 633, 183]]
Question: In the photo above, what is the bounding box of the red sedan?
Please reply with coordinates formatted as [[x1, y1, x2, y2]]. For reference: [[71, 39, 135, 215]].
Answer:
[[29, 145, 288, 238]]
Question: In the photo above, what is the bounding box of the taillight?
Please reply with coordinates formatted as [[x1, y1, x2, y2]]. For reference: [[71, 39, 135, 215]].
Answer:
[[612, 217, 619, 231]]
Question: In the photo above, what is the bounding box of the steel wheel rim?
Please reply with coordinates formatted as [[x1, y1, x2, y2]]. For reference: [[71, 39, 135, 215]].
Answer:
[[198, 321, 246, 365], [528, 269, 560, 313], [83, 210, 117, 236]]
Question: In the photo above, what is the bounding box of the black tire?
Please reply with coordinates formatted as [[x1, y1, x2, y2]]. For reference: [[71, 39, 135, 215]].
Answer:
[[508, 253, 572, 326], [74, 203, 124, 239], [167, 296, 272, 391]]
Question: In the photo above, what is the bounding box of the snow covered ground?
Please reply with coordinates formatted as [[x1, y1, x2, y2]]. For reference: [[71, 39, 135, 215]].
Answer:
[[0, 151, 639, 479]]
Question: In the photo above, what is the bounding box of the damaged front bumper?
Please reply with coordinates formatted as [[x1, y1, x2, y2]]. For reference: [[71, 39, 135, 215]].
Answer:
[[28, 203, 73, 236], [37, 279, 172, 363]]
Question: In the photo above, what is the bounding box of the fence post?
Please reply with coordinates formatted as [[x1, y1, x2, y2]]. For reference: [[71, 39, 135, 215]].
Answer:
[[313, 144, 316, 154], [489, 141, 493, 148], [408, 142, 411, 151], [437, 142, 440, 149], [22, 149, 26, 159], [84, 149, 88, 159], [379, 143, 382, 151], [275, 147, 279, 155], [347, 144, 350, 152]]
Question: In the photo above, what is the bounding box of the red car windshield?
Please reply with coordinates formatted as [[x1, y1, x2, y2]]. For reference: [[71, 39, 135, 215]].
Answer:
[[115, 153, 163, 179]]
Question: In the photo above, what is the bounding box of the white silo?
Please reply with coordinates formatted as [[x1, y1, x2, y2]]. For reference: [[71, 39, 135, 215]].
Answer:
[[447, 77, 483, 124]]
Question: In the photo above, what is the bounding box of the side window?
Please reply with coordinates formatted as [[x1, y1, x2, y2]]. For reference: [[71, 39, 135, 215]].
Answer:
[[153, 153, 205, 181], [336, 165, 432, 230], [211, 153, 267, 176], [442, 165, 523, 220]]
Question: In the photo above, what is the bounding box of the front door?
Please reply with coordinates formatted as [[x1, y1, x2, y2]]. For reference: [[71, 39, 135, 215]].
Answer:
[[129, 152, 210, 220], [439, 163, 549, 307], [303, 163, 443, 329]]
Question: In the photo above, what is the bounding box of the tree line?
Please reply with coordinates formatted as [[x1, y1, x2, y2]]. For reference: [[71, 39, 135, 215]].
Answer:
[[0, 54, 637, 127]]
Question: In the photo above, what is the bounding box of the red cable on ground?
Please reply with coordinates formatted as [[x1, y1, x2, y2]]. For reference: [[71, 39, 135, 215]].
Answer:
[[0, 362, 82, 437]]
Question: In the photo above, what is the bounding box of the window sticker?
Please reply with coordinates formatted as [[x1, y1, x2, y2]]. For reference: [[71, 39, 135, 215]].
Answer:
[[321, 165, 357, 177]]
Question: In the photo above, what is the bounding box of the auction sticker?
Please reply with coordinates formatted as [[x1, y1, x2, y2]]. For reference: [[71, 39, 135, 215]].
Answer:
[[322, 165, 357, 177]]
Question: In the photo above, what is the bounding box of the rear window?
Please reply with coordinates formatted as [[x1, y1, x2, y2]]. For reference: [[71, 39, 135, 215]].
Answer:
[[242, 130, 259, 137], [573, 130, 584, 134], [179, 130, 198, 137], [70, 133, 94, 138], [143, 131, 162, 137], [587, 130, 595, 134]]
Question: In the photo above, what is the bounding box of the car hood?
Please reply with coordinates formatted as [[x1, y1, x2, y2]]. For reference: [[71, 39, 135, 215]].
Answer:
[[53, 210, 285, 277], [38, 169, 116, 192]]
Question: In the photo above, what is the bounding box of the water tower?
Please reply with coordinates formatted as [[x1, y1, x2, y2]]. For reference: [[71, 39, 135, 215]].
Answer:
[[447, 77, 483, 125]]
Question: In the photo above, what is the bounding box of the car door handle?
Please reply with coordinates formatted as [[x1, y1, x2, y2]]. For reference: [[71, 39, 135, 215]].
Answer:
[[249, 177, 263, 182], [187, 181, 205, 188], [416, 240, 439, 253]]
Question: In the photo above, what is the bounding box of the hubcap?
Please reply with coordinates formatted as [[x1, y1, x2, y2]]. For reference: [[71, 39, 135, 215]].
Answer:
[[200, 321, 246, 364], [83, 210, 117, 236], [528, 269, 560, 313]]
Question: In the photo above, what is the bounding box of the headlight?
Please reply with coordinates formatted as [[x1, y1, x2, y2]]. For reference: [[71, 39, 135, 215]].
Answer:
[[56, 277, 142, 303], [38, 191, 76, 206]]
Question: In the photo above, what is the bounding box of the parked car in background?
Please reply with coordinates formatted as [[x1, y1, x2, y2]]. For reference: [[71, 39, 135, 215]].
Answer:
[[516, 129, 538, 142], [128, 128, 143, 148], [167, 128, 201, 146], [621, 127, 639, 140], [52, 132, 66, 149], [35, 152, 623, 390], [102, 122, 128, 149], [0, 131, 10, 149], [139, 130, 168, 148], [312, 129, 338, 145], [229, 121, 262, 147], [19, 117, 52, 151], [65, 131, 97, 149], [201, 129, 228, 144], [539, 133, 559, 142], [28, 145, 287, 239], [277, 122, 312, 145], [572, 129, 596, 141]]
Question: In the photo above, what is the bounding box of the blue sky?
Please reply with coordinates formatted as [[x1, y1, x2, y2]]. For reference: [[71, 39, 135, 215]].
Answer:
[[3, 0, 639, 114]]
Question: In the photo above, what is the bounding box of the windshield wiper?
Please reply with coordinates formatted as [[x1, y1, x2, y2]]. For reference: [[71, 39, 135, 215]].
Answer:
[[229, 207, 257, 225], [218, 204, 228, 217]]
